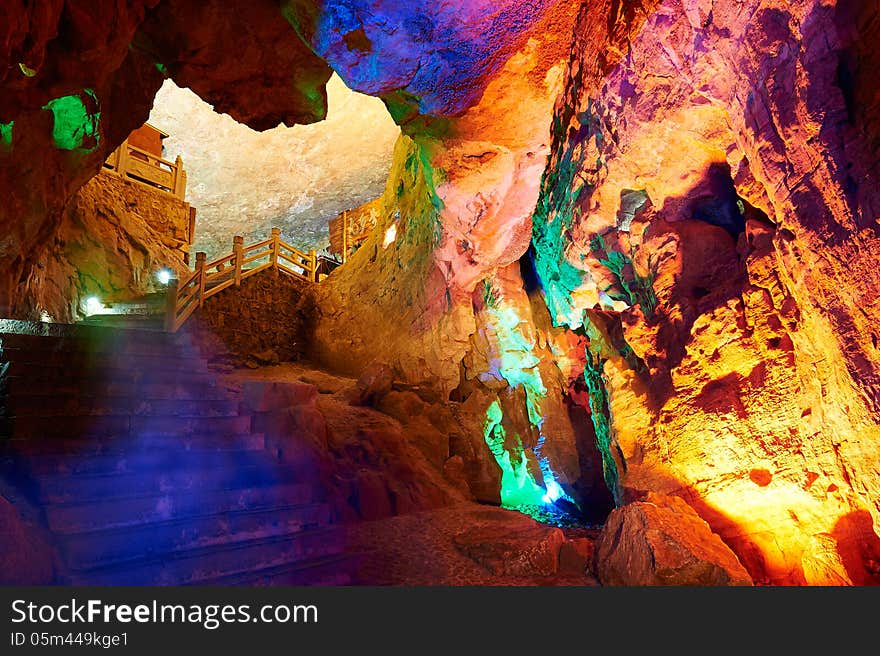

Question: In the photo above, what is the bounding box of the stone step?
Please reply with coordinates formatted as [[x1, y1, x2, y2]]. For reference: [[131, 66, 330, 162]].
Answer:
[[65, 526, 344, 585], [80, 315, 165, 331], [7, 446, 275, 477], [196, 553, 355, 586], [1, 433, 265, 457], [0, 337, 201, 360], [59, 503, 332, 570], [4, 395, 240, 418], [3, 413, 252, 439], [46, 482, 313, 533], [2, 377, 228, 401], [1, 361, 216, 385], [0, 320, 198, 352], [0, 347, 208, 373], [37, 460, 299, 504]]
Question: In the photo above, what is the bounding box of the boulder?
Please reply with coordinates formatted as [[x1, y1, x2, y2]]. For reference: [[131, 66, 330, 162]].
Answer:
[[352, 362, 395, 406], [594, 493, 753, 586], [558, 537, 595, 575]]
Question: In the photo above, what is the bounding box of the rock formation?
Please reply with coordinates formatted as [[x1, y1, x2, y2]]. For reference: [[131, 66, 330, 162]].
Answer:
[[593, 492, 753, 586], [2, 0, 879, 585], [16, 169, 191, 322]]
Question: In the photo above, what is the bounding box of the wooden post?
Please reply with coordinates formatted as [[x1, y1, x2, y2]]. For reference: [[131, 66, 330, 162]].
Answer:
[[195, 251, 207, 308], [233, 235, 244, 286], [271, 228, 280, 272], [342, 211, 348, 264], [173, 156, 186, 199], [308, 249, 317, 282], [188, 206, 197, 245], [105, 144, 120, 171], [116, 139, 129, 180], [164, 278, 179, 333]]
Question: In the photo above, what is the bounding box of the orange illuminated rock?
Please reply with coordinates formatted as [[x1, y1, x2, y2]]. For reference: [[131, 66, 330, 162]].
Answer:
[[533, 0, 880, 585], [594, 493, 753, 586]]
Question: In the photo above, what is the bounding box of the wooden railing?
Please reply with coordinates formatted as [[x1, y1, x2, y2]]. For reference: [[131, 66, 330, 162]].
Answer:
[[164, 228, 317, 333], [104, 138, 187, 200]]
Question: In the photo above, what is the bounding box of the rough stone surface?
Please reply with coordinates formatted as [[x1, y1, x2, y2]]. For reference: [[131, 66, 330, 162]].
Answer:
[[16, 170, 190, 322], [347, 503, 598, 585], [242, 380, 318, 413], [558, 537, 594, 575], [453, 508, 565, 576], [187, 270, 309, 368], [220, 363, 470, 523], [594, 493, 754, 586], [135, 0, 332, 131], [525, 0, 880, 585], [351, 363, 395, 407]]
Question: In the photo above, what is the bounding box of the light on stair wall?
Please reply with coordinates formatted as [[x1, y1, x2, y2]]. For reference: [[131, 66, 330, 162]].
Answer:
[[84, 296, 104, 317], [156, 268, 173, 285]]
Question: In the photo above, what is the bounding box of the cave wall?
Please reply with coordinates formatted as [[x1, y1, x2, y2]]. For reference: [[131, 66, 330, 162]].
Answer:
[[306, 0, 880, 583], [0, 0, 332, 316], [527, 0, 880, 584], [303, 0, 590, 512], [17, 170, 191, 322]]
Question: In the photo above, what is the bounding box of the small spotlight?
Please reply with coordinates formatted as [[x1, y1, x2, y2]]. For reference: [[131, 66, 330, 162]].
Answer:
[[383, 222, 398, 249], [156, 268, 172, 285], [85, 296, 103, 317], [39, 309, 53, 323]]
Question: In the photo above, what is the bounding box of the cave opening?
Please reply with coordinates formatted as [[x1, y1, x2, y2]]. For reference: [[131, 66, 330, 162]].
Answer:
[[146, 74, 400, 263]]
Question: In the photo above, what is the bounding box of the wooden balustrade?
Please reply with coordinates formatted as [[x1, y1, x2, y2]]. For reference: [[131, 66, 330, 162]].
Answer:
[[104, 138, 187, 200], [164, 229, 321, 333]]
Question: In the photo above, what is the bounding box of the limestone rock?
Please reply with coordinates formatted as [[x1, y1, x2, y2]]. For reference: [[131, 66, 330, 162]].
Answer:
[[242, 381, 318, 413], [149, 76, 400, 261], [352, 362, 395, 407], [594, 493, 753, 586], [17, 170, 190, 322], [558, 537, 595, 575], [453, 508, 565, 577]]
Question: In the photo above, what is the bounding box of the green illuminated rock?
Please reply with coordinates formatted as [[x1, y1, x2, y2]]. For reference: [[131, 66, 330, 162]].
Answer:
[[0, 122, 12, 147], [42, 90, 100, 151]]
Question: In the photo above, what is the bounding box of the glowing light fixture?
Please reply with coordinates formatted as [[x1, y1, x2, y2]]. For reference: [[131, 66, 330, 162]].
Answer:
[[156, 268, 173, 285], [84, 296, 104, 317], [383, 222, 398, 249], [39, 309, 53, 323]]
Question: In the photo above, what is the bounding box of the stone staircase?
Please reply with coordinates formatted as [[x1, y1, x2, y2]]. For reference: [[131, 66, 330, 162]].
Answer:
[[0, 320, 352, 585], [79, 292, 167, 332]]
